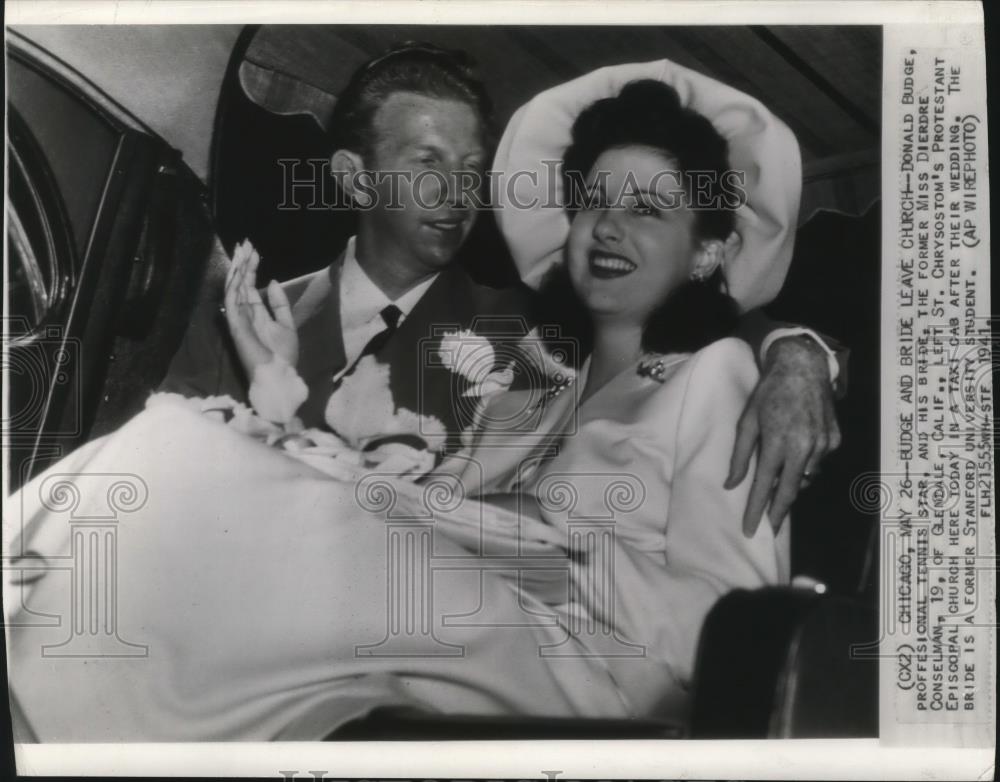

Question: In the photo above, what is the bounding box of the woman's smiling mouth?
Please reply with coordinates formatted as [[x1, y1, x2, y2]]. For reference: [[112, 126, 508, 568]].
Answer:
[[589, 250, 637, 279]]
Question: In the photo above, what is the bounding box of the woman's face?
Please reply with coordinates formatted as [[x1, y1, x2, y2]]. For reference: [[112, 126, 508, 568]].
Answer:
[[567, 145, 702, 327]]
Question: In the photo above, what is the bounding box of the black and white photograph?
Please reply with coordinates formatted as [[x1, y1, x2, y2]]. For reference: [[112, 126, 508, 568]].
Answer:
[[1, 2, 993, 779]]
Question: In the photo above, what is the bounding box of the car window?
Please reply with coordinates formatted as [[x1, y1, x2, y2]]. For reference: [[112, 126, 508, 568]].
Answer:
[[7, 55, 120, 258], [6, 208, 49, 327], [6, 110, 76, 337]]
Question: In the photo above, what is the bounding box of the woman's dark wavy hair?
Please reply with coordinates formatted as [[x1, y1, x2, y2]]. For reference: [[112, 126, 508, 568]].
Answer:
[[328, 42, 493, 162], [537, 79, 741, 357]]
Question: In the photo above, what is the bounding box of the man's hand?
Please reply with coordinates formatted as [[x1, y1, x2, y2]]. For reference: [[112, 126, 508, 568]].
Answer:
[[224, 239, 298, 375], [726, 336, 842, 537]]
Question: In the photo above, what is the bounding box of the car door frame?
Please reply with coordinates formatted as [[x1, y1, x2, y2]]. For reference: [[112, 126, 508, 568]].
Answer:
[[6, 34, 185, 489]]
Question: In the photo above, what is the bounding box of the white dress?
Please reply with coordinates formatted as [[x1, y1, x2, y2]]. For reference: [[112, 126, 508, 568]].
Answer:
[[4, 337, 788, 740]]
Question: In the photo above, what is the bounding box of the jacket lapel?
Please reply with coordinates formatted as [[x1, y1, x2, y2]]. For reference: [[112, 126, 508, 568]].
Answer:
[[296, 259, 530, 444], [291, 251, 349, 428], [378, 266, 478, 436]]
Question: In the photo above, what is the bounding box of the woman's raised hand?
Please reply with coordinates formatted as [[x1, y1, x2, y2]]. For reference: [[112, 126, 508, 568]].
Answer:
[[223, 239, 299, 377]]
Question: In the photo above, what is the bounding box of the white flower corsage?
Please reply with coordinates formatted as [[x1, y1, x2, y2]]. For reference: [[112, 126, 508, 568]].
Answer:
[[438, 329, 517, 397]]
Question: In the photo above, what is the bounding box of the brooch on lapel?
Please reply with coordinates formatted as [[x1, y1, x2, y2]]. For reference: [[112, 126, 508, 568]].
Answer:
[[637, 354, 668, 383]]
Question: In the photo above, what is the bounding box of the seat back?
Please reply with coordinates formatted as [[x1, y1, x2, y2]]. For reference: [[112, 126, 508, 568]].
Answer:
[[690, 588, 877, 738]]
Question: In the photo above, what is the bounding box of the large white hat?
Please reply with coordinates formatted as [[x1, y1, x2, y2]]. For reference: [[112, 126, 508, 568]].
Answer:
[[492, 59, 802, 312]]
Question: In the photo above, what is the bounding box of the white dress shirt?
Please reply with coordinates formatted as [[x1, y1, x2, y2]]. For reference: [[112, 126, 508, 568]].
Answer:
[[335, 236, 438, 381]]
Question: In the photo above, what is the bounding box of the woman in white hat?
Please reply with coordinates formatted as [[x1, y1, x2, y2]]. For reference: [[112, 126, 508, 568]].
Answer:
[[7, 61, 795, 741], [445, 72, 796, 720]]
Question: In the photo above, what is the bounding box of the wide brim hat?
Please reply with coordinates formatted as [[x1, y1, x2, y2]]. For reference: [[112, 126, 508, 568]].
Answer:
[[492, 59, 802, 312]]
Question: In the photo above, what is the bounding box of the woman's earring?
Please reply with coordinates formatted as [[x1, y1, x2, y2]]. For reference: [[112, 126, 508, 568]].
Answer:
[[691, 242, 721, 282]]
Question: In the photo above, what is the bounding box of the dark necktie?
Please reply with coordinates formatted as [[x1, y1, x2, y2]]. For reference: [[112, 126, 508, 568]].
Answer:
[[332, 303, 402, 390]]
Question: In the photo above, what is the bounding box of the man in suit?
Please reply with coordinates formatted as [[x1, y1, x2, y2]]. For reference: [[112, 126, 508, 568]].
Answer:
[[161, 42, 840, 533]]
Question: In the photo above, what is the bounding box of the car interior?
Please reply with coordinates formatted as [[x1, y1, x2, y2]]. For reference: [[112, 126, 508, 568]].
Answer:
[[5, 24, 881, 739]]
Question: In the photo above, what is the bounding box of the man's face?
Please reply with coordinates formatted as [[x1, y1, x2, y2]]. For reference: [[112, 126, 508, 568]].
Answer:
[[360, 91, 486, 276]]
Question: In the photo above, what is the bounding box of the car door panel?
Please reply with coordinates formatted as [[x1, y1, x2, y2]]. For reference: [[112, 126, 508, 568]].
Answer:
[[6, 39, 218, 489]]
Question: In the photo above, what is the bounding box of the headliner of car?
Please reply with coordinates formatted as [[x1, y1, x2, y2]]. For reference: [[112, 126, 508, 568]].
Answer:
[[11, 24, 881, 220], [12, 24, 243, 182], [243, 25, 881, 220]]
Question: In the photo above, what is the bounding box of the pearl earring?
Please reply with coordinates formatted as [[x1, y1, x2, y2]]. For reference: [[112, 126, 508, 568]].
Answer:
[[692, 243, 720, 282]]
